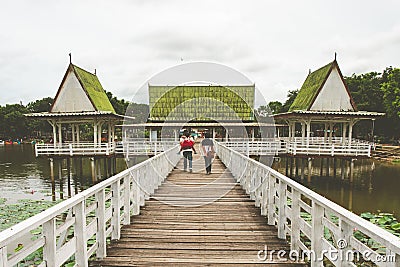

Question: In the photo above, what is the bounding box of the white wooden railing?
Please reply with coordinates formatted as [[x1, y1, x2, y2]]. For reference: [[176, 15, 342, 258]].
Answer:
[[221, 139, 285, 156], [286, 142, 371, 157], [115, 140, 178, 156], [35, 143, 116, 157], [0, 145, 180, 267], [221, 138, 372, 157], [216, 142, 400, 267]]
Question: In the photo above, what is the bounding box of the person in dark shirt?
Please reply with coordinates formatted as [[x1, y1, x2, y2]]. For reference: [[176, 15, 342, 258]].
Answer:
[[201, 132, 215, 175]]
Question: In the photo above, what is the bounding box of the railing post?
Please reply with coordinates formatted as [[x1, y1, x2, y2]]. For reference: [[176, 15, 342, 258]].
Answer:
[[267, 172, 275, 225], [331, 144, 334, 156], [96, 189, 106, 259], [124, 175, 131, 225], [311, 201, 324, 267], [35, 144, 38, 157], [278, 181, 286, 239], [291, 189, 301, 252], [339, 219, 352, 267], [261, 172, 268, 216], [74, 201, 88, 267], [0, 247, 7, 267], [111, 181, 121, 240], [43, 218, 56, 266]]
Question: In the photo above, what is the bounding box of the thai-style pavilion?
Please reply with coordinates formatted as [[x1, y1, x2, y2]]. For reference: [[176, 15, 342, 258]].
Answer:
[[123, 84, 278, 143], [274, 58, 384, 158], [26, 61, 123, 157]]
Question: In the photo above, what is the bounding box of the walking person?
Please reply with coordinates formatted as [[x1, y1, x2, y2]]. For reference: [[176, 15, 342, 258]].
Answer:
[[180, 130, 196, 172], [201, 132, 215, 175]]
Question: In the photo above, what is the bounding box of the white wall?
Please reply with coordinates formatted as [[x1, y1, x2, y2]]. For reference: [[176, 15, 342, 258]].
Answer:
[[52, 69, 95, 112], [310, 67, 354, 111]]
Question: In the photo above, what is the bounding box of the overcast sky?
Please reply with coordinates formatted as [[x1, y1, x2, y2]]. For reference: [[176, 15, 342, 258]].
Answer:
[[1, 0, 399, 106]]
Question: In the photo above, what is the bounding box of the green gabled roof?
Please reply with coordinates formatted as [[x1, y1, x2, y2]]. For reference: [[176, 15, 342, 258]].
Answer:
[[72, 65, 116, 113], [289, 61, 334, 111]]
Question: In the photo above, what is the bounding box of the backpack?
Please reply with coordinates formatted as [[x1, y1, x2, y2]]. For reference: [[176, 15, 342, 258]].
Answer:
[[181, 138, 194, 150]]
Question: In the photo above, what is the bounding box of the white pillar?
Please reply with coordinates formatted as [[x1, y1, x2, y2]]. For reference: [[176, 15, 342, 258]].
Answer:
[[225, 129, 229, 141], [251, 128, 255, 141], [329, 123, 333, 144], [342, 122, 347, 144], [76, 125, 80, 143], [288, 124, 292, 140], [108, 122, 112, 145], [324, 123, 328, 143], [98, 122, 103, 144], [58, 123, 62, 146], [72, 124, 76, 144], [301, 122, 306, 145], [348, 120, 353, 147], [306, 120, 311, 147], [52, 122, 57, 146], [291, 122, 296, 141], [277, 127, 280, 138], [212, 128, 216, 139], [94, 123, 98, 146]]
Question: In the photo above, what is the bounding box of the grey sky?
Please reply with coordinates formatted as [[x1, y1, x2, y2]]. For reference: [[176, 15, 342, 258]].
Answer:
[[1, 0, 399, 106]]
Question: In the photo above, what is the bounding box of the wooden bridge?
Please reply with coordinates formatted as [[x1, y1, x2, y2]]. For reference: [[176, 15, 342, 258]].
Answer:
[[90, 155, 299, 266], [1, 143, 400, 267]]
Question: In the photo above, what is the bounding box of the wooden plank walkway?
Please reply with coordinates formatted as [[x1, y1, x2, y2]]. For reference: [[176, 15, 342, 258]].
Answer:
[[91, 152, 306, 266]]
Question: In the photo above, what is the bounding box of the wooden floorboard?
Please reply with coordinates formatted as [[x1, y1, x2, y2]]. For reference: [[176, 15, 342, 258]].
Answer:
[[91, 152, 307, 266]]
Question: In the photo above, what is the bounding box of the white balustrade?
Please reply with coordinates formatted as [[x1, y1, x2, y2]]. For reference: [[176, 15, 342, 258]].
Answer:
[[35, 142, 116, 157], [216, 142, 400, 267], [0, 145, 180, 267]]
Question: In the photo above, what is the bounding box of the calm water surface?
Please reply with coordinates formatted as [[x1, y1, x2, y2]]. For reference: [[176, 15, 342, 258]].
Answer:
[[0, 144, 128, 203], [272, 157, 400, 217]]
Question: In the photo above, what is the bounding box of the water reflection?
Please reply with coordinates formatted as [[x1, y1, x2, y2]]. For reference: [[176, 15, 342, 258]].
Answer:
[[271, 157, 400, 217], [0, 144, 131, 203]]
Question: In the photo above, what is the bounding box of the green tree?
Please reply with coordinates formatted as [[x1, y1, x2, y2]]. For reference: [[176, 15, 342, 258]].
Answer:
[[282, 89, 299, 112], [268, 101, 284, 114]]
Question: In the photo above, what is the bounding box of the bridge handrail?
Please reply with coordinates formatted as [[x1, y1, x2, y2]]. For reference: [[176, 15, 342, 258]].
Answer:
[[0, 145, 180, 267], [216, 142, 400, 266]]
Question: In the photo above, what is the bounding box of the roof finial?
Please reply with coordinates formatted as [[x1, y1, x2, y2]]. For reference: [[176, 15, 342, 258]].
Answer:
[[69, 53, 72, 64], [309, 69, 311, 75], [94, 69, 97, 75], [334, 52, 337, 61]]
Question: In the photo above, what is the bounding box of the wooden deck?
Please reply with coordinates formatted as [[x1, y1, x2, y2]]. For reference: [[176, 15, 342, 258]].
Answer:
[[91, 152, 305, 266]]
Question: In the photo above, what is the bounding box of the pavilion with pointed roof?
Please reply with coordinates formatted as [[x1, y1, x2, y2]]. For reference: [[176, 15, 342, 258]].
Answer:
[[26, 60, 123, 157], [274, 58, 384, 157]]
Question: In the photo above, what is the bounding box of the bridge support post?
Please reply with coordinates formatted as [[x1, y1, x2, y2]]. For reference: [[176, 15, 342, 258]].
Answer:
[[90, 158, 96, 183], [333, 158, 337, 178], [300, 158, 305, 180], [326, 158, 330, 177], [307, 158, 312, 183], [341, 159, 345, 180], [350, 159, 355, 183]]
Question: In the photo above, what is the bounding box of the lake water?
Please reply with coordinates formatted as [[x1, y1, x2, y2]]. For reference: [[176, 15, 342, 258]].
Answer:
[[272, 157, 400, 217], [1, 144, 399, 217]]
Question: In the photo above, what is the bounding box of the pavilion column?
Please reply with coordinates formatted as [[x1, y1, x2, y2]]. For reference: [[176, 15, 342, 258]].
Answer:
[[324, 123, 328, 143], [251, 128, 255, 141], [58, 123, 62, 146], [225, 129, 229, 141], [108, 122, 112, 145], [288, 124, 291, 141], [306, 119, 311, 147], [277, 127, 280, 138], [98, 122, 103, 145], [348, 119, 354, 147], [291, 122, 296, 141], [94, 122, 98, 146], [342, 122, 347, 144], [72, 123, 76, 144], [329, 123, 333, 144], [301, 122, 306, 145], [50, 120, 57, 146], [76, 125, 80, 143], [212, 128, 216, 139]]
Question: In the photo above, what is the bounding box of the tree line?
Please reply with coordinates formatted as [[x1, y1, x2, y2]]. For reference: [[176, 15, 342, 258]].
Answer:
[[0, 92, 148, 141], [260, 67, 400, 144]]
